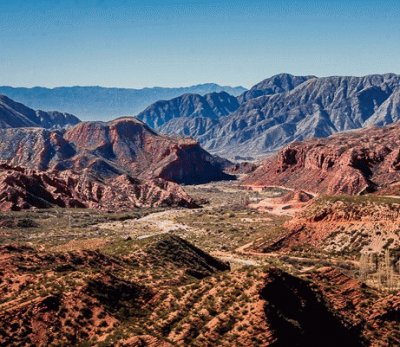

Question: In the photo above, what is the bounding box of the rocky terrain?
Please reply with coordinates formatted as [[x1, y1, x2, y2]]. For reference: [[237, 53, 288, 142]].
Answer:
[[257, 195, 400, 255], [237, 73, 315, 103], [0, 164, 196, 211], [1, 75, 399, 346], [202, 73, 400, 158], [137, 92, 240, 138], [0, 112, 234, 211], [0, 94, 80, 129], [136, 73, 400, 159], [0, 84, 246, 121], [1, 240, 398, 346], [243, 123, 400, 195], [0, 117, 232, 185], [0, 179, 398, 346]]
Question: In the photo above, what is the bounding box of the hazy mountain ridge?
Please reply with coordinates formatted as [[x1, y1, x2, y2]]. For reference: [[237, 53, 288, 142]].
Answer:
[[0, 84, 246, 121], [136, 91, 240, 137], [0, 94, 80, 129]]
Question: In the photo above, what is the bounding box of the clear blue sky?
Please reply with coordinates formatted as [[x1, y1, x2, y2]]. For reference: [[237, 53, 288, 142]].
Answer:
[[0, 0, 399, 88]]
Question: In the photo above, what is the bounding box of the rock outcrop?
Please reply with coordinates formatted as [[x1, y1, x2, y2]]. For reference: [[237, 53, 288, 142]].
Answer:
[[0, 94, 80, 129], [64, 117, 234, 184], [243, 123, 400, 195], [0, 164, 197, 211], [259, 195, 400, 254], [261, 267, 400, 346]]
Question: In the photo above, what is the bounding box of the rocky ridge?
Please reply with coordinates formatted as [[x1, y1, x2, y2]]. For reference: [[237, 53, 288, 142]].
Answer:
[[201, 73, 400, 158], [242, 123, 400, 195], [0, 94, 80, 129], [0, 117, 232, 185], [136, 73, 400, 159], [259, 196, 400, 254]]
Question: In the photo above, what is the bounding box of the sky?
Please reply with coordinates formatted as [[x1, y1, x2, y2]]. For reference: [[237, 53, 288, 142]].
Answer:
[[0, 0, 399, 89]]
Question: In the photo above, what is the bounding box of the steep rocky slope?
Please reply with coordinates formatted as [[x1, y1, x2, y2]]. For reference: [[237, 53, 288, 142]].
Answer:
[[63, 117, 233, 184], [0, 84, 246, 121], [137, 92, 239, 129], [243, 123, 400, 195], [201, 73, 400, 158], [0, 94, 80, 129], [0, 116, 232, 210], [137, 92, 240, 138], [237, 73, 315, 103]]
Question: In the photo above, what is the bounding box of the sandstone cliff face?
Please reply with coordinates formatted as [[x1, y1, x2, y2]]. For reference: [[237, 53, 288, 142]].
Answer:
[[0, 94, 80, 129], [0, 164, 197, 211], [243, 123, 400, 195]]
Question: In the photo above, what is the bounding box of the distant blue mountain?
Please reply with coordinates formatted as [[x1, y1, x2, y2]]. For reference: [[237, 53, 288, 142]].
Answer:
[[0, 84, 246, 121], [135, 73, 400, 160]]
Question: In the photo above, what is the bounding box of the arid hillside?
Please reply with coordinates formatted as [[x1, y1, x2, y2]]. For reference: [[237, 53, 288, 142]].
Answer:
[[0, 115, 233, 211], [243, 123, 400, 195], [1, 240, 398, 347]]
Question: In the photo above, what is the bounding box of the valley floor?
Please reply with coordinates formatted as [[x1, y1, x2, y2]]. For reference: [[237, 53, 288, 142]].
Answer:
[[1, 180, 399, 346]]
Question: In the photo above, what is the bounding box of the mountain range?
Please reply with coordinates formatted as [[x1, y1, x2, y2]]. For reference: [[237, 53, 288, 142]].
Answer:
[[137, 73, 400, 159], [0, 84, 246, 121], [0, 94, 80, 129], [2, 73, 400, 162], [0, 94, 232, 210]]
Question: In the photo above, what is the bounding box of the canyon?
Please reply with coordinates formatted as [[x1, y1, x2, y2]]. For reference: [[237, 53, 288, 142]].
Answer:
[[0, 75, 399, 346]]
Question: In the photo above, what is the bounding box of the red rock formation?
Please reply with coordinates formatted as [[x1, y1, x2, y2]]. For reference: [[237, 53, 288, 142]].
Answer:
[[224, 161, 258, 175], [0, 117, 232, 184], [278, 190, 314, 204], [0, 164, 196, 211], [0, 117, 234, 210], [243, 123, 400, 195], [64, 117, 232, 184]]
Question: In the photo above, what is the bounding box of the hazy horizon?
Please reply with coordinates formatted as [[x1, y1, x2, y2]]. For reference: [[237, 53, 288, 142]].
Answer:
[[2, 71, 400, 90]]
